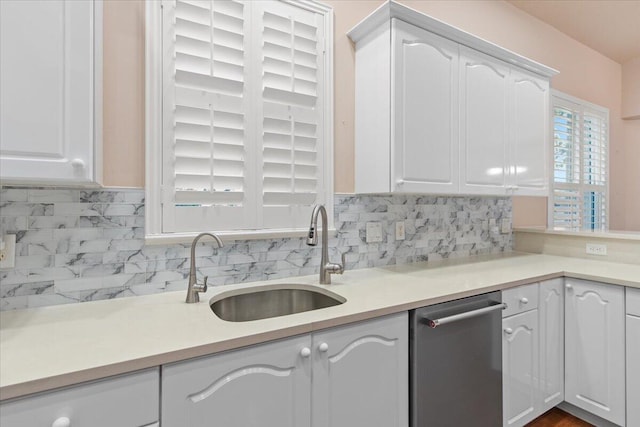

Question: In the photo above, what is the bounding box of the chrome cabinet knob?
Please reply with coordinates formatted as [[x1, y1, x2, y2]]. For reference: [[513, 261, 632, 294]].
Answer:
[[52, 417, 71, 427], [300, 347, 311, 358], [520, 297, 529, 304], [318, 342, 329, 353], [566, 284, 573, 290], [504, 328, 513, 335]]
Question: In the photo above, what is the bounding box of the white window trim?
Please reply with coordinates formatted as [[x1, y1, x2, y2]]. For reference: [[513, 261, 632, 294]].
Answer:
[[145, 0, 334, 244], [548, 89, 609, 231]]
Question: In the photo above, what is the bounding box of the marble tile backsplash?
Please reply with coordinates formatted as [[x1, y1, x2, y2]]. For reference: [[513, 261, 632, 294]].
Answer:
[[0, 188, 512, 311]]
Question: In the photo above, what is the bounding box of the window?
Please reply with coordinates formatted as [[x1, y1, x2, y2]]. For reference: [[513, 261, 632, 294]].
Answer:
[[549, 91, 609, 231], [146, 0, 333, 240]]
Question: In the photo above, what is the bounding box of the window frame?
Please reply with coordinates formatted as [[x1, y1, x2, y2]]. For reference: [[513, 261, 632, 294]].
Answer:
[[548, 90, 609, 231], [145, 0, 334, 244]]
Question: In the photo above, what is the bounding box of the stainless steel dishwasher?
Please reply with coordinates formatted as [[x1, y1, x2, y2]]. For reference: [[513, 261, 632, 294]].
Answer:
[[410, 291, 505, 427]]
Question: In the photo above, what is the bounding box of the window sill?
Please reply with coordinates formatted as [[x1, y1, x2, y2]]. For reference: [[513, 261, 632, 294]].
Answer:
[[144, 228, 337, 246]]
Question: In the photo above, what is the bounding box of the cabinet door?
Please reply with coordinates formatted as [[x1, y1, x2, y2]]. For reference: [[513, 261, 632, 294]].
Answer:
[[312, 312, 408, 427], [392, 19, 459, 194], [0, 369, 159, 427], [162, 335, 312, 427], [459, 46, 509, 195], [538, 278, 564, 411], [627, 287, 640, 427], [0, 0, 99, 184], [503, 309, 539, 427], [565, 279, 625, 426], [509, 69, 549, 196]]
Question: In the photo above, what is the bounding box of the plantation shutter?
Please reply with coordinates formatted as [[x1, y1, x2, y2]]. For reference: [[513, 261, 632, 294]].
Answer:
[[550, 94, 608, 231], [162, 0, 255, 232], [255, 1, 325, 229]]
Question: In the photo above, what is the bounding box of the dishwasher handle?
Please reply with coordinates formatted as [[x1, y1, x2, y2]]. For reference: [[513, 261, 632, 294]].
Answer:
[[423, 302, 507, 328]]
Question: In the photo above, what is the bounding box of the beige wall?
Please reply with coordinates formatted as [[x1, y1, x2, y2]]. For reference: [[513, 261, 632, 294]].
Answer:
[[103, 0, 145, 188], [102, 0, 639, 230], [622, 56, 640, 119]]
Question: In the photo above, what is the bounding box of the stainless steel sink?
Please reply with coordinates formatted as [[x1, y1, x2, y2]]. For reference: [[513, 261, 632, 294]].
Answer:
[[210, 284, 346, 322]]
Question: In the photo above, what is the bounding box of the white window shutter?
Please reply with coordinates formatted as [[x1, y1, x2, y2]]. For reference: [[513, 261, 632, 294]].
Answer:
[[550, 93, 608, 231], [254, 1, 326, 229], [162, 0, 256, 232]]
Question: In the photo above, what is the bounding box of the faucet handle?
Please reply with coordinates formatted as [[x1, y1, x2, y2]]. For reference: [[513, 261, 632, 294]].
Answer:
[[340, 252, 347, 270], [193, 276, 208, 294]]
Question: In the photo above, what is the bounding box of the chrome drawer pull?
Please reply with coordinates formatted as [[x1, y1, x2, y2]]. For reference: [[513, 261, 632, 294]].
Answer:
[[424, 302, 507, 328]]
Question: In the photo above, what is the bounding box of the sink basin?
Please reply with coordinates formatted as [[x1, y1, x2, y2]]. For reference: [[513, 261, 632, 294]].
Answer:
[[210, 284, 346, 322]]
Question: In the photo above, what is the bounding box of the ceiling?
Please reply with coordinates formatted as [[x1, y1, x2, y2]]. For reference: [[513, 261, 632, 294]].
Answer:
[[507, 0, 640, 64]]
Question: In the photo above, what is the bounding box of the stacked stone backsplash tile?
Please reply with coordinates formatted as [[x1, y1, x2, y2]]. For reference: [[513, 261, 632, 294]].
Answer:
[[0, 188, 512, 311]]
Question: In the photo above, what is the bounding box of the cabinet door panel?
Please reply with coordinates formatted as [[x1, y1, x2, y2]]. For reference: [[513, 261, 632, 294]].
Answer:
[[565, 280, 625, 426], [312, 312, 408, 427], [510, 69, 549, 195], [162, 335, 311, 427], [539, 279, 564, 411], [503, 310, 539, 427], [0, 0, 96, 184], [392, 20, 458, 193], [459, 47, 509, 194], [627, 314, 640, 427]]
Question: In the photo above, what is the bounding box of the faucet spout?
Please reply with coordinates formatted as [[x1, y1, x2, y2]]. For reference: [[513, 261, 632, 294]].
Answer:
[[306, 205, 345, 284], [186, 232, 224, 303]]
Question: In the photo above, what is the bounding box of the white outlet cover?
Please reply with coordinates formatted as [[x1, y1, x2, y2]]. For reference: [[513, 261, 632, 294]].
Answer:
[[366, 222, 383, 243], [395, 221, 405, 241], [586, 243, 607, 256], [0, 234, 17, 269]]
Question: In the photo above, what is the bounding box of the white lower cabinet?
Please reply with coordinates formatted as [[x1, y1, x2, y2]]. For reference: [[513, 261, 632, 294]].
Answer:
[[565, 279, 626, 426], [161, 312, 408, 427], [538, 278, 564, 411], [502, 279, 563, 427], [627, 288, 640, 427], [0, 369, 159, 427], [503, 309, 539, 427]]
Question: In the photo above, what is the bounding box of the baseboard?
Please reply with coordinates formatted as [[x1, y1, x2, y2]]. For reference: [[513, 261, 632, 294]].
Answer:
[[557, 402, 622, 427]]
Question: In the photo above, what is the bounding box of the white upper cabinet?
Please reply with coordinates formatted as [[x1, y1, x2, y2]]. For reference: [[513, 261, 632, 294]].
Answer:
[[509, 69, 549, 196], [459, 47, 509, 195], [349, 1, 556, 196], [565, 279, 625, 426], [0, 0, 101, 185], [392, 20, 459, 194]]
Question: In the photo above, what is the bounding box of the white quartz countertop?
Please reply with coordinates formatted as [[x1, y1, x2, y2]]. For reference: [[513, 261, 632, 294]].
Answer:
[[1, 252, 639, 400]]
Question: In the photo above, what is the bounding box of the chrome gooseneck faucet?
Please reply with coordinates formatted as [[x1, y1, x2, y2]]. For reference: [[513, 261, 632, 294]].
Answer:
[[186, 232, 224, 303], [307, 205, 345, 284]]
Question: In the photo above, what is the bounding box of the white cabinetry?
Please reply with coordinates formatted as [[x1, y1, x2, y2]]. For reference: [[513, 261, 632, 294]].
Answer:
[[162, 313, 408, 427], [626, 287, 640, 427], [0, 0, 101, 185], [565, 279, 625, 426], [502, 283, 540, 427], [538, 278, 564, 411], [391, 19, 459, 194], [502, 279, 564, 427], [0, 369, 159, 427], [349, 2, 555, 196], [459, 47, 509, 195], [509, 69, 549, 196]]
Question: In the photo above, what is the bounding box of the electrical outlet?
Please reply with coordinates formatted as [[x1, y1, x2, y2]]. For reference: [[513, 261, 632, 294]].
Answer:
[[366, 222, 383, 243], [501, 219, 511, 234], [586, 243, 607, 256], [0, 234, 16, 269], [395, 221, 405, 241]]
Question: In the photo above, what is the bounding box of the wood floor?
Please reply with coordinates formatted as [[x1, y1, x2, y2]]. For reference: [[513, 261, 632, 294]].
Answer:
[[526, 408, 594, 427]]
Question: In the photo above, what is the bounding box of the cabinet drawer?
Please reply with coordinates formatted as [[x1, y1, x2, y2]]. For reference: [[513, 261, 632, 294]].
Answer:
[[627, 287, 640, 316], [502, 283, 539, 317], [0, 368, 159, 427]]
